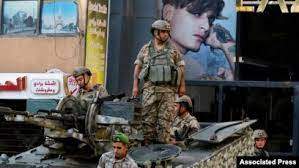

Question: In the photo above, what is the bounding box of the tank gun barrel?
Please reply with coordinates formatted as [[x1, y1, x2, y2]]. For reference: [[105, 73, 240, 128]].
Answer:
[[0, 106, 85, 122], [0, 106, 32, 117]]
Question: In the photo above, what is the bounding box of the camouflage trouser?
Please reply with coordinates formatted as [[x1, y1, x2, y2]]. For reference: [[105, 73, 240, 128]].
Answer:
[[142, 89, 175, 144]]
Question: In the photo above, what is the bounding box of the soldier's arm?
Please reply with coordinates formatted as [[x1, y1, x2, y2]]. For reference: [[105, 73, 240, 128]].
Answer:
[[188, 120, 200, 136], [132, 46, 146, 97], [133, 64, 142, 97], [178, 65, 186, 96], [97, 156, 105, 168], [176, 51, 186, 96], [98, 85, 109, 97]]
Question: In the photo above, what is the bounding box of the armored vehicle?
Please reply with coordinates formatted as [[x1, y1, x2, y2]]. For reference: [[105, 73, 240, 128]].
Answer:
[[0, 92, 256, 167], [129, 120, 256, 168]]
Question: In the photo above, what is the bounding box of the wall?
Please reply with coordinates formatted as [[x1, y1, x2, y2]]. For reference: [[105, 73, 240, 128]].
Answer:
[[0, 36, 82, 73]]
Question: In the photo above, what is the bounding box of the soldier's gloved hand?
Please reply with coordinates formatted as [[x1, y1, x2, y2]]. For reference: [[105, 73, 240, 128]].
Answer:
[[174, 130, 183, 141], [181, 126, 190, 140], [169, 137, 176, 145]]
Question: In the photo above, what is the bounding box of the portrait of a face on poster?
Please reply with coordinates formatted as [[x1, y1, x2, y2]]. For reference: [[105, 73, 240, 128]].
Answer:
[[161, 0, 236, 81]]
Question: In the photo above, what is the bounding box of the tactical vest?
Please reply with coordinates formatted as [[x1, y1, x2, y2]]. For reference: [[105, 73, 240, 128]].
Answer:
[[77, 90, 97, 112], [139, 41, 179, 86]]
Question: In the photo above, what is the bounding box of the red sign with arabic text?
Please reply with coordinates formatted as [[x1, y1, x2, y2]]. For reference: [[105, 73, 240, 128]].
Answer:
[[31, 79, 60, 95], [0, 76, 26, 91]]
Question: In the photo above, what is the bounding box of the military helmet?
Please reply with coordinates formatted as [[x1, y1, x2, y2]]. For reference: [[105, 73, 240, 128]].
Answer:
[[151, 20, 171, 33], [253, 129, 268, 139], [72, 67, 92, 77], [113, 132, 129, 144], [174, 95, 193, 108]]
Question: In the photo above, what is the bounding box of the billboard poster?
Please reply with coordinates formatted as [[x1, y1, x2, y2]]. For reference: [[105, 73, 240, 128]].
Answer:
[[41, 0, 78, 34], [2, 0, 38, 34], [161, 0, 236, 81], [85, 0, 109, 85]]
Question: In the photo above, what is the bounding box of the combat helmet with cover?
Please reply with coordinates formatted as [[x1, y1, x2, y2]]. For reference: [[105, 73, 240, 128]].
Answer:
[[253, 129, 268, 139], [150, 20, 171, 35], [72, 67, 92, 77], [175, 95, 193, 109]]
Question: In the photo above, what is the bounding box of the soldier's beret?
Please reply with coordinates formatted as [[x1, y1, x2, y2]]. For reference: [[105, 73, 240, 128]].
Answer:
[[113, 132, 129, 144]]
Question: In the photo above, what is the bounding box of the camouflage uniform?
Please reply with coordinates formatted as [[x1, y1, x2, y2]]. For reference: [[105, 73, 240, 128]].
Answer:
[[171, 113, 200, 139], [134, 40, 184, 144], [254, 148, 269, 157], [76, 84, 109, 111], [97, 151, 138, 168], [72, 66, 109, 111]]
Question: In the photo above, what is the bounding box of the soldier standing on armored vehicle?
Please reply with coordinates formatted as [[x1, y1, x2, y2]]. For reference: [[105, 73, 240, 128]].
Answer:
[[72, 67, 109, 110], [132, 20, 186, 144], [97, 132, 138, 168], [253, 129, 269, 157], [170, 95, 200, 146]]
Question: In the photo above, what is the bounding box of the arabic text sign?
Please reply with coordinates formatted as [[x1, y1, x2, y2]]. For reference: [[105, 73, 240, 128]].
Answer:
[[0, 76, 26, 91], [31, 79, 60, 95], [85, 0, 109, 85]]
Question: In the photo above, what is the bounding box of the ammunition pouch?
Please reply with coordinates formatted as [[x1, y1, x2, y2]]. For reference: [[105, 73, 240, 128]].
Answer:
[[149, 65, 171, 83], [147, 65, 179, 86], [170, 66, 179, 86]]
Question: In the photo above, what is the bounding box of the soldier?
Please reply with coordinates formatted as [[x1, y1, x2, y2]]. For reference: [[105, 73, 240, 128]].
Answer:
[[97, 132, 138, 168], [132, 20, 185, 144], [43, 67, 110, 149], [72, 67, 108, 110], [253, 129, 269, 157], [170, 95, 200, 145]]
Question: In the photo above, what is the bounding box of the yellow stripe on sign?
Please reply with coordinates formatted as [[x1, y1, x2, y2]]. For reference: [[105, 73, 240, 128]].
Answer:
[[85, 0, 109, 85]]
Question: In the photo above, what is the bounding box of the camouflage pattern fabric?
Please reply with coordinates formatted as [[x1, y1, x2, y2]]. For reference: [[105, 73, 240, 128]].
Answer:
[[192, 128, 255, 168], [171, 113, 200, 138], [97, 151, 138, 168], [135, 40, 184, 144], [142, 88, 175, 144], [254, 148, 269, 157], [77, 84, 108, 99], [134, 40, 185, 91], [76, 84, 109, 111]]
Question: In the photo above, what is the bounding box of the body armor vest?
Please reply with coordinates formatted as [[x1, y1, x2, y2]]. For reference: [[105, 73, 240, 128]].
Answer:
[[139, 41, 178, 86], [77, 90, 96, 112]]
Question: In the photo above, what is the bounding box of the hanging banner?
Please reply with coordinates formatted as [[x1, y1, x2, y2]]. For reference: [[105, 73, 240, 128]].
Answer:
[[85, 0, 110, 85]]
